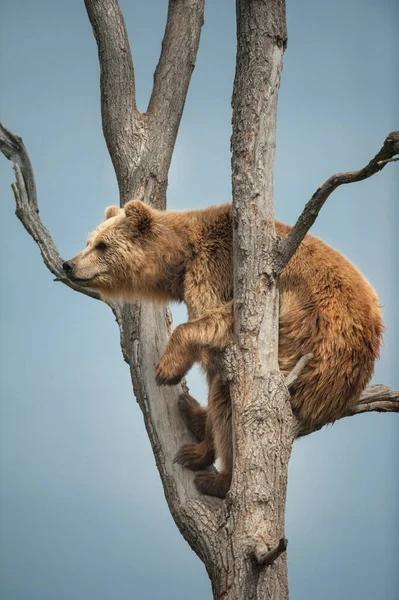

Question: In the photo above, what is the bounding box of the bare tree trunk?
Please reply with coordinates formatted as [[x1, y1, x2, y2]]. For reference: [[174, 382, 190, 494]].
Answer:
[[0, 1, 398, 599], [217, 1, 292, 597]]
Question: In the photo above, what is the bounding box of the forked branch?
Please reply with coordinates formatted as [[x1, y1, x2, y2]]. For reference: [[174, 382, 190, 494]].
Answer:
[[278, 131, 399, 270], [84, 0, 205, 209], [350, 384, 399, 414]]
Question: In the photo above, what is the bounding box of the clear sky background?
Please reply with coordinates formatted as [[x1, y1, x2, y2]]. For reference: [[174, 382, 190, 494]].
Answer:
[[0, 1, 398, 599]]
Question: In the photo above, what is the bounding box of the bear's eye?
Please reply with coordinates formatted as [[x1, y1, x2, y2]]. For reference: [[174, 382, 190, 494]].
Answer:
[[96, 241, 108, 251]]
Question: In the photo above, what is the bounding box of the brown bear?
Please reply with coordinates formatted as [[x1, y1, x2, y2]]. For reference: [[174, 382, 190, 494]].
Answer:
[[63, 200, 383, 499]]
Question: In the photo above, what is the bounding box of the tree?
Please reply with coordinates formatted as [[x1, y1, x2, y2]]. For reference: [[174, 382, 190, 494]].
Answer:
[[0, 0, 397, 598]]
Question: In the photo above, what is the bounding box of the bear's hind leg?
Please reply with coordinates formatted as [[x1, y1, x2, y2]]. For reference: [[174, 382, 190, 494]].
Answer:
[[174, 441, 215, 471], [178, 393, 207, 441], [194, 376, 233, 500], [194, 472, 231, 499], [175, 400, 215, 470]]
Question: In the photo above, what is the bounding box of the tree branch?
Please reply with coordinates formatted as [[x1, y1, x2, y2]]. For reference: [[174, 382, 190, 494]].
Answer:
[[278, 131, 399, 270], [84, 0, 205, 210], [296, 384, 399, 437], [350, 384, 399, 414], [285, 353, 313, 389], [143, 0, 205, 208], [147, 0, 204, 139], [84, 0, 138, 202], [0, 122, 100, 300]]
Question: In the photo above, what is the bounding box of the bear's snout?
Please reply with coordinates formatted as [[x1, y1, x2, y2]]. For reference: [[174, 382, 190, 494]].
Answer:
[[62, 260, 74, 274]]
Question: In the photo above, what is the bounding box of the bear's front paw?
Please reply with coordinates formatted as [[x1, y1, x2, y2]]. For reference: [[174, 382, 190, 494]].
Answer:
[[155, 360, 185, 386]]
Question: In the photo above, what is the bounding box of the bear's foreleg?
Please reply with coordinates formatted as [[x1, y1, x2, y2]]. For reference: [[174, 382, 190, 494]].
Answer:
[[155, 306, 233, 386]]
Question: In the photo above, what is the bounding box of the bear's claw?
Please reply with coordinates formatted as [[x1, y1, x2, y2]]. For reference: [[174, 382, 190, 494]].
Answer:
[[155, 356, 187, 385], [173, 446, 192, 468], [174, 443, 214, 471], [155, 369, 183, 386]]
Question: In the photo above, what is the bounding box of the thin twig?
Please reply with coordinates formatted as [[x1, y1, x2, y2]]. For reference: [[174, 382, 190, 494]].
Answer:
[[278, 131, 399, 271]]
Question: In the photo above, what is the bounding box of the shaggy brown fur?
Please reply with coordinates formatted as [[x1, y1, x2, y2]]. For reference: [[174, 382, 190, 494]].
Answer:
[[64, 201, 383, 499]]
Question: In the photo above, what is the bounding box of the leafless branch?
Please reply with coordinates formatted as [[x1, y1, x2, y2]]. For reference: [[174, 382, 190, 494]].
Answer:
[[0, 122, 100, 300], [147, 1, 204, 137], [84, 0, 205, 210], [84, 0, 138, 201], [143, 0, 205, 208], [348, 384, 399, 415], [285, 353, 313, 389], [278, 131, 399, 271], [296, 384, 399, 437]]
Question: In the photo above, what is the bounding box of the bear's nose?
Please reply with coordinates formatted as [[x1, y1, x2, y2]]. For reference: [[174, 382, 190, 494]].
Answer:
[[62, 260, 74, 274]]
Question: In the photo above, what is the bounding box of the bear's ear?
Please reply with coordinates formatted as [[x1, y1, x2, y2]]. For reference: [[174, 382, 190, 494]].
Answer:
[[124, 200, 153, 234], [104, 205, 121, 220]]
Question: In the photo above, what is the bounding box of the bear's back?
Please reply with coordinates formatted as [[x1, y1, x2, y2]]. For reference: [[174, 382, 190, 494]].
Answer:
[[276, 222, 382, 424]]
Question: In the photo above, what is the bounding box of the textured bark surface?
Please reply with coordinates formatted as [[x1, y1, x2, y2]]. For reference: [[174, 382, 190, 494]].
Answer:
[[1, 1, 398, 599], [219, 1, 292, 597], [84, 0, 204, 209]]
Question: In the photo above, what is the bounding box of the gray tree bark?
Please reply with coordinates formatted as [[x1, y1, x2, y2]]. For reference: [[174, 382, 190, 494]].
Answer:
[[217, 1, 292, 597], [0, 1, 398, 599]]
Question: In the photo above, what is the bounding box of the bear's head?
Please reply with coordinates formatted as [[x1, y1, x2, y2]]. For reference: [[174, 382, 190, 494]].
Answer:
[[63, 200, 159, 301]]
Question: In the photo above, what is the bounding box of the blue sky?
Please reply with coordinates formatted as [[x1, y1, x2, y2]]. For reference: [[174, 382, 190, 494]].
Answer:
[[0, 1, 398, 599]]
